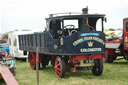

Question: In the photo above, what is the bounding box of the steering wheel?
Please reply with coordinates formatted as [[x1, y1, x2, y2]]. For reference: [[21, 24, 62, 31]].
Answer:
[[68, 30, 77, 36], [64, 24, 75, 29], [64, 24, 77, 35]]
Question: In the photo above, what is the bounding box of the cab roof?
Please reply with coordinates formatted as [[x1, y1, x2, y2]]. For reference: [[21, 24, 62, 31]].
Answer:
[[46, 13, 105, 20]]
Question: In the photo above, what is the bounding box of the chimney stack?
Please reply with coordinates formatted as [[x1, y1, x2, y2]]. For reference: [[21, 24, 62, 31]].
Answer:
[[82, 7, 88, 14]]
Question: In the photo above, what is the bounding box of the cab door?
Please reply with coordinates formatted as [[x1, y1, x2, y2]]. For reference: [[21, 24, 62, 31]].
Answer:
[[123, 18, 128, 50]]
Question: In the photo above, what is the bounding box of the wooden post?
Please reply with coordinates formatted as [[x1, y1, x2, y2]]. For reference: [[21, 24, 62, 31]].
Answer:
[[36, 48, 39, 85]]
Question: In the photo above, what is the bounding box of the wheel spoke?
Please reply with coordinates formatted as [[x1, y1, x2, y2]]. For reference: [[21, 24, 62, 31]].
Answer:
[[54, 56, 65, 78], [56, 67, 61, 71], [29, 53, 36, 70], [31, 59, 34, 63], [57, 64, 60, 67], [55, 66, 60, 76], [56, 69, 60, 75], [55, 58, 61, 77]]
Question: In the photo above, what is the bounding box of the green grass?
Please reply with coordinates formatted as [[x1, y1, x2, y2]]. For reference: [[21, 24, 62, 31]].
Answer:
[[1, 59, 128, 85]]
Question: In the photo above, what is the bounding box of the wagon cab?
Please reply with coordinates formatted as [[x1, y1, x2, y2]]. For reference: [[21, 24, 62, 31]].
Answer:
[[44, 12, 105, 55]]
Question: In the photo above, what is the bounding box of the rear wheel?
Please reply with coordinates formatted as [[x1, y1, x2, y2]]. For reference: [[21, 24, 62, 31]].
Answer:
[[54, 56, 65, 78], [29, 53, 40, 70], [92, 59, 103, 76], [29, 53, 36, 70]]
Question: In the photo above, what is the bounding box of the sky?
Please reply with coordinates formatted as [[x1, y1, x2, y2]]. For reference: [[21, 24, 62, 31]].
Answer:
[[0, 0, 128, 33]]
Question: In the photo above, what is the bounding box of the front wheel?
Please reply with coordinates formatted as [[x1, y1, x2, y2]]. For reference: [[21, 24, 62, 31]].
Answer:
[[54, 56, 65, 78], [92, 59, 103, 76]]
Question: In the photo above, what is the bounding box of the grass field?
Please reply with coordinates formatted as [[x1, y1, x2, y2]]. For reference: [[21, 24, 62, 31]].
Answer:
[[1, 59, 128, 85]]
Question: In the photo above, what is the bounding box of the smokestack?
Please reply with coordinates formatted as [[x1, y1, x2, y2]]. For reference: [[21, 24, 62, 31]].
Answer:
[[82, 7, 88, 14]]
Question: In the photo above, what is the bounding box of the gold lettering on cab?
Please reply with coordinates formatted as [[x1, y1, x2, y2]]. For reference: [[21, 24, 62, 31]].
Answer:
[[80, 48, 102, 52], [73, 37, 104, 46]]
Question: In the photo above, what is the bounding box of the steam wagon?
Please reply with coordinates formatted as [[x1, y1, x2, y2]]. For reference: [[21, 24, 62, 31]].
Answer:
[[18, 8, 106, 78]]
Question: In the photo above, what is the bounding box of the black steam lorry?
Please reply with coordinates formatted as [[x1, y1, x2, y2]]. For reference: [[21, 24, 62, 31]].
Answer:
[[18, 8, 106, 78]]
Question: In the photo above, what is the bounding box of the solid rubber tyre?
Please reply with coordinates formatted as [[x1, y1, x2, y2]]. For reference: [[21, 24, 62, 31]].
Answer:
[[92, 59, 103, 76]]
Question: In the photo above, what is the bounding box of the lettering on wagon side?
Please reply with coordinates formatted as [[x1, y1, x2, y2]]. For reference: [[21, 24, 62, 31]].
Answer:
[[73, 36, 104, 46]]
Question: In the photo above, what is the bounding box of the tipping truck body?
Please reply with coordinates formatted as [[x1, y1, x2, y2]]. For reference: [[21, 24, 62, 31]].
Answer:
[[18, 8, 106, 78], [105, 18, 128, 63]]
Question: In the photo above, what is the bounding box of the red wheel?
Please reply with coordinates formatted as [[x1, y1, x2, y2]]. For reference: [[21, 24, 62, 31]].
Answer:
[[54, 56, 65, 78], [29, 53, 36, 70]]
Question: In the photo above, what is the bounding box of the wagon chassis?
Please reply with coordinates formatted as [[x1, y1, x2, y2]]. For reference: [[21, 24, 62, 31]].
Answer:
[[28, 52, 105, 77]]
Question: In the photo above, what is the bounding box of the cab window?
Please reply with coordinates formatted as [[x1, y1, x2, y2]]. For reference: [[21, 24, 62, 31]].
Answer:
[[64, 20, 79, 29], [63, 19, 79, 36], [96, 18, 102, 31], [49, 20, 62, 39]]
